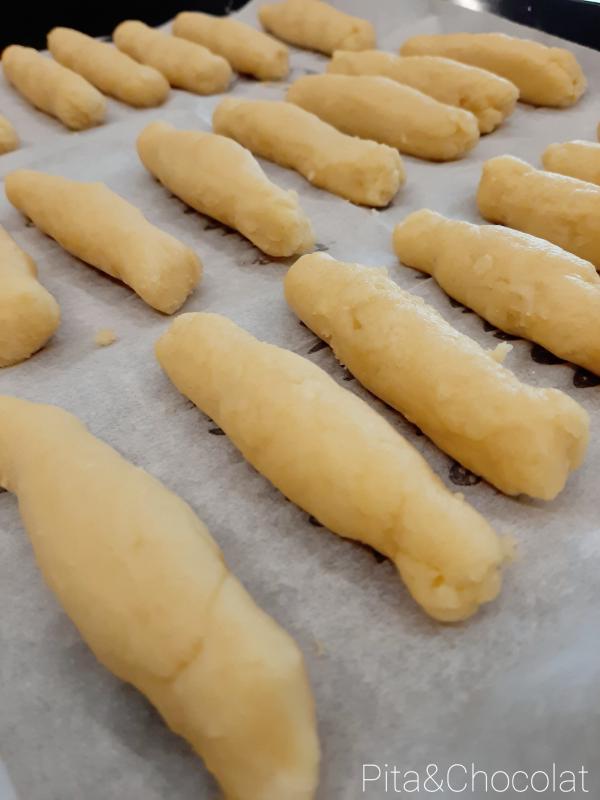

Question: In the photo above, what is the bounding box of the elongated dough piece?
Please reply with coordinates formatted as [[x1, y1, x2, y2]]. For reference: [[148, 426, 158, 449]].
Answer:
[[542, 140, 600, 186], [285, 253, 588, 499], [0, 396, 319, 800], [327, 51, 518, 134], [113, 20, 231, 94], [137, 121, 314, 257], [259, 0, 375, 55], [47, 27, 169, 108], [157, 312, 509, 623], [477, 155, 600, 269], [400, 33, 586, 107], [1, 45, 105, 131], [287, 74, 479, 161], [394, 209, 600, 376], [5, 170, 201, 314], [213, 98, 404, 207], [173, 12, 288, 81], [0, 115, 19, 154], [0, 228, 60, 367]]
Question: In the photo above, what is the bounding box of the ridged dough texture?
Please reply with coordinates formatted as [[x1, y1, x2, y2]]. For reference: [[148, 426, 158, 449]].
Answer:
[[137, 121, 314, 257], [477, 155, 600, 269], [0, 227, 60, 367], [259, 0, 375, 55], [1, 45, 106, 130], [400, 32, 586, 107], [212, 97, 405, 207], [285, 253, 588, 500], [0, 396, 319, 800], [5, 170, 201, 314], [173, 12, 289, 81], [48, 27, 169, 108], [156, 312, 509, 623], [327, 50, 518, 134], [0, 115, 19, 154], [394, 209, 600, 377], [113, 20, 232, 94], [542, 140, 600, 186], [287, 74, 479, 161]]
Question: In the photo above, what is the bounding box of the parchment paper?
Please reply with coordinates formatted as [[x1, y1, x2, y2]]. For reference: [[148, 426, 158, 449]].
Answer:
[[1, 2, 600, 798]]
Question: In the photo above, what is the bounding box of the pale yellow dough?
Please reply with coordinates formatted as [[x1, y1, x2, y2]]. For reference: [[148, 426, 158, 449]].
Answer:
[[259, 0, 375, 55], [94, 328, 117, 347], [113, 20, 231, 94], [173, 12, 289, 81], [0, 227, 60, 367], [478, 155, 600, 269], [48, 27, 169, 108], [287, 74, 479, 161], [5, 170, 201, 314], [137, 121, 314, 257], [1, 45, 105, 131], [400, 32, 586, 107], [156, 312, 509, 623], [542, 140, 600, 186], [285, 253, 588, 499], [212, 98, 404, 207], [394, 209, 600, 377], [0, 396, 319, 800], [327, 50, 518, 134], [0, 115, 19, 154]]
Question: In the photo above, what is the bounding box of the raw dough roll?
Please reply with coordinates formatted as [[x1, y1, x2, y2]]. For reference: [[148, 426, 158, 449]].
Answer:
[[287, 74, 479, 161], [5, 170, 201, 314], [1, 45, 106, 131], [400, 33, 586, 107], [285, 253, 588, 499], [477, 155, 600, 269], [48, 27, 169, 108], [0, 114, 19, 154], [393, 209, 600, 376], [212, 97, 405, 207], [137, 121, 314, 257], [259, 0, 375, 55], [0, 396, 319, 800], [113, 20, 231, 95], [156, 312, 509, 623], [327, 50, 518, 134], [173, 12, 289, 81], [0, 227, 60, 367], [542, 140, 600, 186]]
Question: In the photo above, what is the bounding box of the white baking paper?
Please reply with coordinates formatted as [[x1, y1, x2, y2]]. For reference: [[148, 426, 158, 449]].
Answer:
[[1, 2, 600, 799]]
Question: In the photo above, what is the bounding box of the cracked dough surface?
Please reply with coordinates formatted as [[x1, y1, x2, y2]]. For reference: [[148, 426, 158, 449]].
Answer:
[[0, 396, 319, 800], [542, 140, 600, 186]]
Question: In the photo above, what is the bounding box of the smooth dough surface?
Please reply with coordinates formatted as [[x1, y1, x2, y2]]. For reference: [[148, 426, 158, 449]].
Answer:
[[48, 27, 169, 108], [542, 140, 600, 186], [400, 32, 586, 107], [0, 227, 60, 367], [394, 209, 600, 376], [285, 253, 588, 499], [173, 12, 289, 80], [1, 45, 105, 130], [478, 155, 600, 269], [5, 170, 201, 314], [0, 396, 319, 800], [259, 0, 375, 55], [113, 20, 231, 94], [137, 121, 314, 257], [0, 115, 19, 154], [213, 97, 404, 207], [156, 312, 509, 623], [327, 50, 518, 134], [287, 74, 479, 161]]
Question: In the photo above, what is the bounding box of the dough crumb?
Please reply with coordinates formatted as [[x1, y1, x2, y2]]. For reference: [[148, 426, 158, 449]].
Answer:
[[95, 328, 117, 347], [490, 341, 513, 363]]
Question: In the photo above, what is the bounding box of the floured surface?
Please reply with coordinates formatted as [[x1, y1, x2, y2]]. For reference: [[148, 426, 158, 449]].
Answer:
[[1, 1, 599, 798]]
